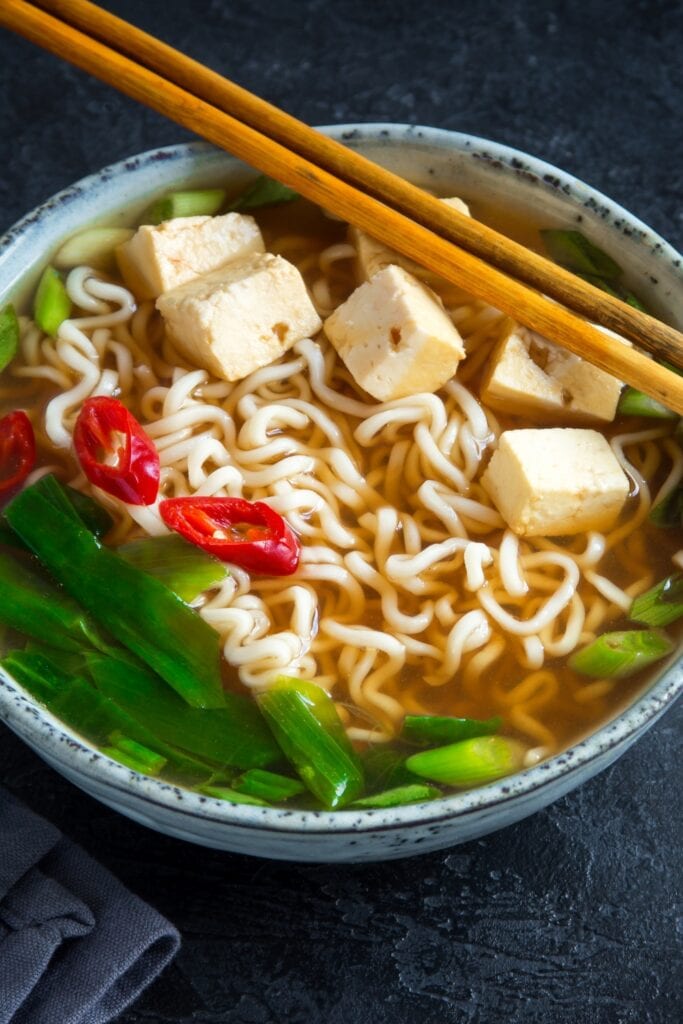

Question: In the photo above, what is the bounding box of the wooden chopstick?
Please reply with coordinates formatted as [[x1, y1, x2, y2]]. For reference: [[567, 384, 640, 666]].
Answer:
[[3, 0, 683, 415]]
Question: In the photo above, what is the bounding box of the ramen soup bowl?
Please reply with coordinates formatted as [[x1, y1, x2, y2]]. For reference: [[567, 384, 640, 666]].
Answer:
[[0, 125, 681, 862]]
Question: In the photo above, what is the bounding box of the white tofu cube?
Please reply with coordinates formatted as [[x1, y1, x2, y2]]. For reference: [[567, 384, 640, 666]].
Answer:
[[116, 213, 265, 299], [481, 428, 630, 537], [156, 253, 322, 382], [350, 196, 471, 282], [481, 322, 624, 423], [323, 264, 466, 402]]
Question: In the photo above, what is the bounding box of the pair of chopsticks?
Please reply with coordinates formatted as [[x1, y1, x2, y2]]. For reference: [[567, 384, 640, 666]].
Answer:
[[3, 0, 683, 414]]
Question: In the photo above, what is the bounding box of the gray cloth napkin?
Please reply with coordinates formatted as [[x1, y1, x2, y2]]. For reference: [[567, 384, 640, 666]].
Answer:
[[0, 787, 180, 1024]]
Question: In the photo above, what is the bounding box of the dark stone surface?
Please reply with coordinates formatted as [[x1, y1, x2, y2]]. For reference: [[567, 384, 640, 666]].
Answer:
[[0, 0, 681, 1021]]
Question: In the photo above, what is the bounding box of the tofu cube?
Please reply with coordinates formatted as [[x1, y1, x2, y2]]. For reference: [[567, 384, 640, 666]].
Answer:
[[481, 428, 630, 537], [350, 196, 471, 283], [156, 252, 322, 382], [481, 322, 624, 423], [323, 264, 466, 401], [116, 213, 265, 299]]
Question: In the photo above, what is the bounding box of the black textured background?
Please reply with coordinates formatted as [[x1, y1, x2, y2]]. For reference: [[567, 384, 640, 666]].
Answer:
[[1, 1, 682, 1021]]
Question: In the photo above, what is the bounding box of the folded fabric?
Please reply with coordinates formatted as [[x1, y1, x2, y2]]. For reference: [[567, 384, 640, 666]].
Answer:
[[0, 787, 180, 1024]]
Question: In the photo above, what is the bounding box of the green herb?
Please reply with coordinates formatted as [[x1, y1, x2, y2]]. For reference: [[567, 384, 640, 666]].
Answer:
[[630, 574, 683, 628], [0, 304, 19, 371], [33, 474, 114, 539], [197, 784, 269, 807], [103, 734, 167, 775], [402, 714, 502, 746], [144, 188, 227, 225], [232, 768, 306, 802], [257, 677, 364, 809], [350, 784, 441, 808], [33, 267, 71, 337], [568, 629, 675, 678], [118, 533, 227, 603], [405, 736, 526, 787], [227, 175, 299, 212]]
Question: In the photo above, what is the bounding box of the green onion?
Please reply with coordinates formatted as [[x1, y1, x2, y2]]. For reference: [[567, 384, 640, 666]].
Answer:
[[361, 747, 422, 792], [0, 519, 24, 549], [232, 768, 306, 802], [630, 574, 683, 627], [569, 629, 675, 678], [86, 653, 279, 770], [0, 303, 19, 371], [33, 474, 114, 539], [197, 784, 268, 807], [118, 533, 227, 603], [1, 650, 70, 704], [103, 734, 167, 775], [33, 266, 71, 337], [541, 229, 622, 280], [227, 175, 299, 212], [144, 189, 227, 225], [405, 736, 526, 787], [257, 677, 364, 809], [649, 483, 683, 528], [5, 479, 226, 708], [618, 386, 677, 419], [402, 714, 502, 746], [350, 784, 441, 809], [54, 227, 135, 272]]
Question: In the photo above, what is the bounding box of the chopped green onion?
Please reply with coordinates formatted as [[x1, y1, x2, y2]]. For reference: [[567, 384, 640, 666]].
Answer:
[[350, 784, 441, 809], [144, 189, 227, 225], [104, 734, 167, 775], [54, 227, 135, 272], [569, 629, 675, 678], [33, 474, 114, 539], [232, 768, 306, 802], [618, 386, 677, 419], [1, 650, 70, 704], [361, 747, 422, 792], [0, 519, 24, 549], [197, 784, 268, 807], [257, 677, 364, 809], [5, 478, 225, 708], [541, 229, 622, 280], [649, 483, 683, 528], [402, 714, 502, 746], [33, 267, 71, 337], [0, 303, 19, 371], [227, 175, 299, 212], [405, 736, 526, 788], [118, 533, 227, 603], [630, 574, 683, 627], [623, 291, 649, 312]]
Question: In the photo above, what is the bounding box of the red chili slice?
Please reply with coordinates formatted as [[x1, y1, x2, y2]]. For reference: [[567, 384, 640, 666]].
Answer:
[[0, 410, 36, 501], [159, 496, 301, 576], [73, 396, 160, 506]]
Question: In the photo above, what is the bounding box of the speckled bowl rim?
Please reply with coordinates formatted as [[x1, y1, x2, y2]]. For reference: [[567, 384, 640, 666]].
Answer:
[[0, 123, 681, 837]]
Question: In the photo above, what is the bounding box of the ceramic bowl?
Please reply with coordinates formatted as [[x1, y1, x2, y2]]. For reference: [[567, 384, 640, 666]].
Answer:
[[1, 125, 681, 863]]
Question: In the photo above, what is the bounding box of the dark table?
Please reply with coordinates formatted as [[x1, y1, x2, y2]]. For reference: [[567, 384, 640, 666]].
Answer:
[[1, 2, 682, 1021]]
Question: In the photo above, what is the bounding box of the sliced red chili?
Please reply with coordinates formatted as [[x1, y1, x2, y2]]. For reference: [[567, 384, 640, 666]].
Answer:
[[159, 496, 301, 576], [73, 396, 159, 506], [0, 410, 35, 502]]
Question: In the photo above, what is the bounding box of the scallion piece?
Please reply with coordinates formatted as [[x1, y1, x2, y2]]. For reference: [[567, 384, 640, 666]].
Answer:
[[0, 303, 19, 371], [227, 175, 298, 212], [257, 677, 364, 809], [118, 534, 227, 603], [33, 266, 71, 337], [630, 574, 683, 627], [351, 784, 441, 809], [197, 784, 268, 807], [402, 714, 502, 746], [1, 650, 69, 704], [232, 768, 306, 802], [405, 736, 526, 788], [650, 484, 683, 528], [104, 734, 167, 776], [618, 386, 676, 419], [541, 229, 622, 280], [54, 227, 135, 272], [361, 747, 422, 792], [569, 629, 675, 678], [144, 189, 227, 225], [33, 474, 114, 539]]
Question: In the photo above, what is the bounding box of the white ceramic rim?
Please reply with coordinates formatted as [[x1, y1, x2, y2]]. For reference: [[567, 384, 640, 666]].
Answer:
[[1, 123, 681, 836]]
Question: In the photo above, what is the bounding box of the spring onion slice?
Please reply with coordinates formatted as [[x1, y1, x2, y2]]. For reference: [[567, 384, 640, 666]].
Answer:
[[227, 175, 298, 212], [34, 474, 115, 539], [402, 714, 502, 746], [145, 189, 227, 224], [361, 748, 422, 792], [1, 650, 69, 704], [618, 387, 677, 419], [541, 229, 622, 280], [630, 574, 683, 627], [257, 677, 364, 809], [33, 267, 71, 337], [650, 484, 683, 528], [54, 228, 135, 272], [197, 784, 268, 807], [118, 534, 227, 603], [569, 629, 675, 678], [405, 736, 526, 787], [0, 303, 19, 371], [103, 735, 167, 776], [232, 768, 306, 802], [351, 784, 441, 809]]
